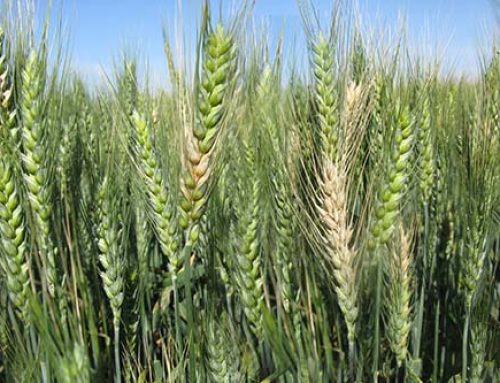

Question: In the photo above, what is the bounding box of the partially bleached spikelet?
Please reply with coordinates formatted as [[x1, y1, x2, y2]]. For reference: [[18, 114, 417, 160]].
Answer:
[[313, 33, 338, 160], [180, 23, 236, 245], [316, 159, 358, 348], [343, 80, 370, 163], [386, 226, 412, 366], [0, 155, 30, 323], [345, 81, 363, 106], [344, 81, 364, 137], [130, 110, 179, 272], [369, 107, 415, 250], [20, 51, 59, 297]]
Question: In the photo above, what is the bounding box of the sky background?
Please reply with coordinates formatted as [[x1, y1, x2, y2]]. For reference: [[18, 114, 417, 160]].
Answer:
[[37, 0, 499, 86]]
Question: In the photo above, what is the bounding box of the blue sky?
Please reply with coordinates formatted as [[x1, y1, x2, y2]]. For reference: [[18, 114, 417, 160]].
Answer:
[[41, 0, 498, 84]]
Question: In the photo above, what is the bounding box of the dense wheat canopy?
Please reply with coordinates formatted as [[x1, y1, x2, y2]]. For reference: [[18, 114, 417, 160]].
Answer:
[[0, 1, 498, 382]]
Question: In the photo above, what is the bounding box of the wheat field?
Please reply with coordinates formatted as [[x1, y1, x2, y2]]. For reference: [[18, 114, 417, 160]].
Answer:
[[0, 1, 498, 382]]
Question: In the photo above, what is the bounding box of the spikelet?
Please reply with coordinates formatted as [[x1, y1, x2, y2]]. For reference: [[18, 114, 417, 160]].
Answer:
[[418, 94, 434, 204], [20, 50, 59, 298], [258, 66, 295, 313], [369, 74, 388, 166], [469, 318, 487, 383], [460, 217, 488, 308], [96, 178, 125, 330], [130, 110, 179, 272], [234, 143, 263, 337], [121, 61, 138, 117], [0, 28, 17, 143], [273, 176, 295, 313], [312, 33, 338, 160], [369, 106, 415, 250], [57, 117, 76, 196], [57, 343, 91, 383], [206, 313, 241, 382], [386, 226, 413, 366], [0, 155, 30, 323]]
